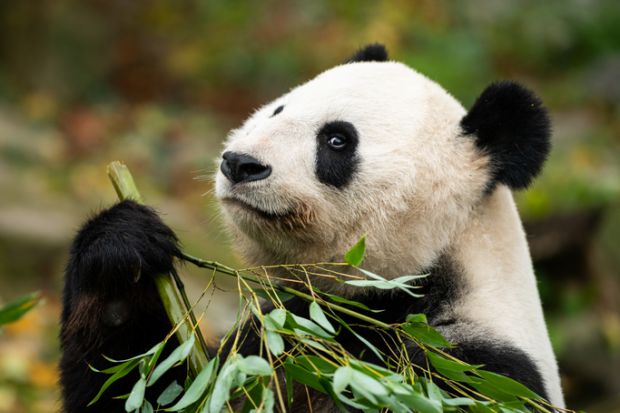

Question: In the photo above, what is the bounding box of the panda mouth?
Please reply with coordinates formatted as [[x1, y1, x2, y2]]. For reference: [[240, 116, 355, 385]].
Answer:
[[222, 197, 291, 220]]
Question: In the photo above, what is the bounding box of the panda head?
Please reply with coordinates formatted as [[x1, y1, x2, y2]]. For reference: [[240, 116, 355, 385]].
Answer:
[[215, 44, 550, 281]]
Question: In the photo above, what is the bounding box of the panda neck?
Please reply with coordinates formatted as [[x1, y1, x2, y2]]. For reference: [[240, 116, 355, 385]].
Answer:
[[446, 186, 563, 406], [446, 186, 556, 375], [450, 185, 537, 294]]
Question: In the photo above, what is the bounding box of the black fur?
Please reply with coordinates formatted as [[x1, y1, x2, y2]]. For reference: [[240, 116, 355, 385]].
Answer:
[[60, 200, 186, 413], [346, 43, 389, 63], [442, 340, 548, 400], [271, 105, 284, 117], [315, 121, 359, 188], [461, 81, 551, 190]]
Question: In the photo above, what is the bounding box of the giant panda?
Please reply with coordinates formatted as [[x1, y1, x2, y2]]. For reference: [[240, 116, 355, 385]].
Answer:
[[60, 44, 564, 412]]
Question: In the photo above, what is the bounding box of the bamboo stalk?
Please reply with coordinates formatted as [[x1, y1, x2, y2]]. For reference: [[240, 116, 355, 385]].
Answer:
[[106, 161, 209, 376]]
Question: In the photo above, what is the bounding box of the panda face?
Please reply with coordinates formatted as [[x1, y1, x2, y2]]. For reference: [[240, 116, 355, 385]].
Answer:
[[215, 61, 491, 273]]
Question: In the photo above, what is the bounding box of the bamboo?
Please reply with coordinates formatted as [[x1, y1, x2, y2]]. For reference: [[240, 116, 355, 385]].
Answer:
[[106, 161, 208, 376]]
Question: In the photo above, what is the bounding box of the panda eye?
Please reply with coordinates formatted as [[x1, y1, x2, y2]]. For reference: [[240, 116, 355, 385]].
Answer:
[[327, 134, 347, 150]]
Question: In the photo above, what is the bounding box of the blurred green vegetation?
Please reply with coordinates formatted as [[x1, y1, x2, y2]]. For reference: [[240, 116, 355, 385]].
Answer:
[[0, 1, 618, 412]]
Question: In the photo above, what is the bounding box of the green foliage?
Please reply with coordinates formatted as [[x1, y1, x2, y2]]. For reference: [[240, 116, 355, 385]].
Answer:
[[345, 271, 426, 298], [0, 292, 39, 327], [90, 239, 557, 413], [344, 235, 365, 267]]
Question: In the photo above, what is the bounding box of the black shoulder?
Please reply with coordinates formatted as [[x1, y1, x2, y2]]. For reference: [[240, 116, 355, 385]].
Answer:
[[452, 339, 549, 401]]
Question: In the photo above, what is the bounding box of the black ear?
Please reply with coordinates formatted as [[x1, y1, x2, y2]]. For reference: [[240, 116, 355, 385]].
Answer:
[[346, 43, 388, 63], [461, 81, 551, 190]]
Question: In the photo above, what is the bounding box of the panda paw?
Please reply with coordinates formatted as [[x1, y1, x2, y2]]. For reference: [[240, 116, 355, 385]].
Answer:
[[65, 200, 180, 294]]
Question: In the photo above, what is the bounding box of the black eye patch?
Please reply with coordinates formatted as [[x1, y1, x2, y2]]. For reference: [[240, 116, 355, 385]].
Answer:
[[315, 121, 359, 188], [271, 105, 284, 117]]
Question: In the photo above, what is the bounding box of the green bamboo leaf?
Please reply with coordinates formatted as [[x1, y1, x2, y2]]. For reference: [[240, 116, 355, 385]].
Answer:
[[349, 381, 378, 404], [166, 356, 218, 411], [345, 269, 424, 298], [0, 292, 40, 326], [145, 340, 167, 374], [89, 358, 135, 375], [333, 314, 384, 361], [294, 356, 337, 375], [88, 359, 140, 406], [384, 381, 416, 396], [348, 359, 403, 382], [498, 400, 530, 412], [442, 397, 476, 407], [268, 309, 287, 327], [283, 361, 326, 393], [309, 302, 336, 334], [284, 362, 294, 408], [402, 322, 451, 348], [426, 381, 445, 402], [290, 314, 333, 339], [125, 377, 146, 412], [427, 351, 479, 383], [140, 400, 153, 413], [470, 401, 498, 412], [395, 393, 442, 413], [139, 358, 150, 380], [392, 274, 428, 283], [382, 396, 412, 413], [208, 357, 240, 412], [323, 293, 376, 311], [344, 279, 400, 289], [147, 335, 195, 386], [469, 377, 518, 402], [263, 308, 287, 332], [241, 382, 275, 413], [333, 366, 353, 394], [266, 331, 284, 356], [476, 370, 540, 400], [405, 313, 428, 324], [300, 338, 330, 352], [240, 378, 264, 413], [336, 394, 371, 410], [238, 356, 272, 376], [350, 369, 388, 397], [103, 342, 165, 364], [344, 236, 366, 266], [284, 361, 347, 411], [156, 381, 183, 407], [361, 269, 424, 297], [262, 387, 275, 413]]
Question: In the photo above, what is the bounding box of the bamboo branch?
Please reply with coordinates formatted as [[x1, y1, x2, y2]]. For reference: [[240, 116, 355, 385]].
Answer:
[[180, 252, 392, 330], [106, 161, 209, 376]]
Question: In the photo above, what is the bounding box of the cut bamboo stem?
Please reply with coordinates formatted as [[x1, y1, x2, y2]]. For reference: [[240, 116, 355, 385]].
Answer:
[[106, 161, 209, 376]]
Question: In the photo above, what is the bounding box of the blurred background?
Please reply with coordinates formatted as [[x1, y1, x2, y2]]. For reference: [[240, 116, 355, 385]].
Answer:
[[0, 1, 618, 412]]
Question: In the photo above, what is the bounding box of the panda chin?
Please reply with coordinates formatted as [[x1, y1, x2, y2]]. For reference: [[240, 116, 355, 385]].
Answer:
[[222, 197, 291, 220], [222, 197, 318, 242]]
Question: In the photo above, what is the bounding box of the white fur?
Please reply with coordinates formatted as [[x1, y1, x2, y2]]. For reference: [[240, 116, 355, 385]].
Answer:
[[451, 186, 564, 406], [214, 61, 564, 406]]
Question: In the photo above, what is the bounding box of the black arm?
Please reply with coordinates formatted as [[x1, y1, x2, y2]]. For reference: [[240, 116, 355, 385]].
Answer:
[[60, 200, 187, 413]]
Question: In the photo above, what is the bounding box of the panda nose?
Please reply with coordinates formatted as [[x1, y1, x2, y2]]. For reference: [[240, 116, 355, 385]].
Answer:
[[220, 151, 272, 184]]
